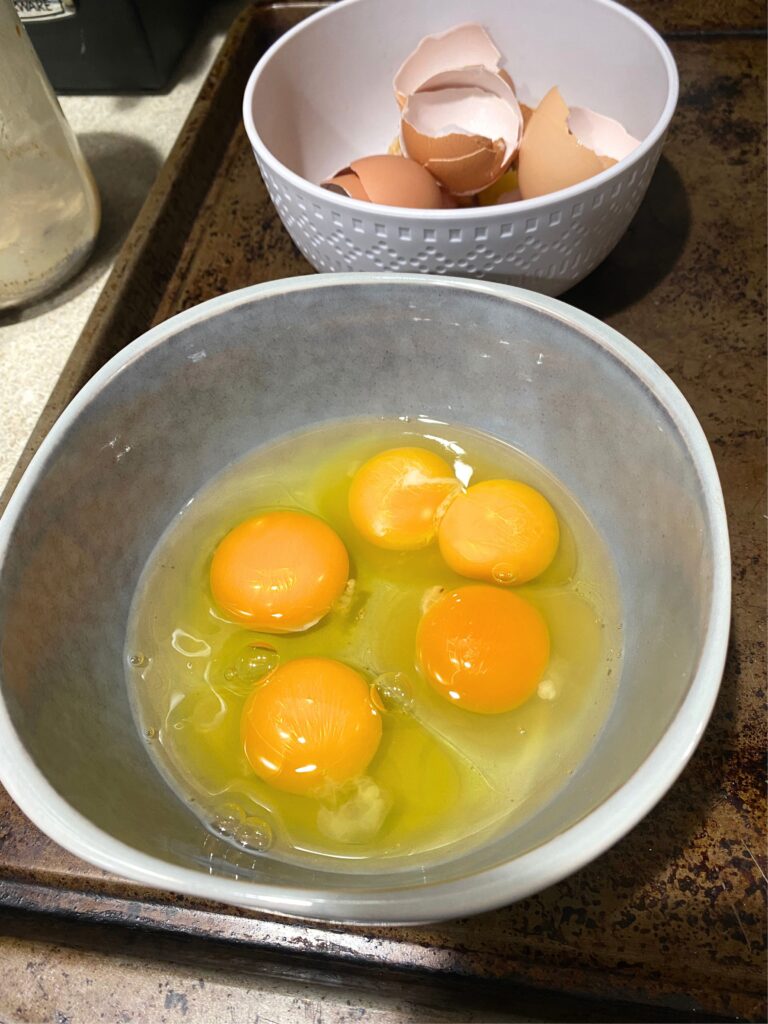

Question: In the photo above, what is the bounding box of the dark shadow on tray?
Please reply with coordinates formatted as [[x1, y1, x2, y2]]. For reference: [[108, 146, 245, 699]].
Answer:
[[564, 157, 691, 319], [0, 132, 162, 329]]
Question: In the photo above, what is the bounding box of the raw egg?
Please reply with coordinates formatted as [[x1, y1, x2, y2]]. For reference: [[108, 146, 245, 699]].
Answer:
[[130, 419, 621, 861], [416, 585, 550, 714], [210, 510, 349, 632], [241, 657, 382, 795], [438, 479, 559, 584], [348, 446, 460, 550]]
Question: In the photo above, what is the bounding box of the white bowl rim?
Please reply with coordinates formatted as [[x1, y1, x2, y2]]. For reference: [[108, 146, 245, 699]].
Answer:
[[242, 0, 680, 218], [0, 273, 730, 926]]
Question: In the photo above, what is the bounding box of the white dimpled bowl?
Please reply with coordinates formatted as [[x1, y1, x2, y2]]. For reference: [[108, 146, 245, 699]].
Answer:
[[243, 0, 678, 296]]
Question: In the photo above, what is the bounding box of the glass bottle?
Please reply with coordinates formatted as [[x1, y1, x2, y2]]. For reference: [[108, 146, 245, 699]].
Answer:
[[0, 0, 100, 309]]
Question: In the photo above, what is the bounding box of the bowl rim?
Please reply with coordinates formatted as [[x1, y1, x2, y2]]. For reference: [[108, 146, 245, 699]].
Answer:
[[0, 274, 730, 925], [242, 0, 680, 218]]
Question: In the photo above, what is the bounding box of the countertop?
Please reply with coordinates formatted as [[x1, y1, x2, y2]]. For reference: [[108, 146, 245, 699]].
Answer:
[[0, 2, 244, 495], [0, 2, 766, 1022]]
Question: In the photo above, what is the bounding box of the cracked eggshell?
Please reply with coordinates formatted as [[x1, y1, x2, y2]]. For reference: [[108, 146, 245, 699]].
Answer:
[[322, 155, 444, 209], [322, 170, 370, 201], [412, 64, 520, 108], [393, 23, 505, 108], [520, 102, 534, 132], [567, 106, 641, 162], [518, 86, 605, 200], [400, 68, 523, 196]]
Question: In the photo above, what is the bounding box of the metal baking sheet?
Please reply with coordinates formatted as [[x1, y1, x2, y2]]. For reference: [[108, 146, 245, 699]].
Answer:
[[0, 4, 764, 1019]]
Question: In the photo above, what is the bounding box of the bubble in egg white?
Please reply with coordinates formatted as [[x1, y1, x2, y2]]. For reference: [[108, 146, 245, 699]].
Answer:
[[537, 679, 557, 701], [235, 642, 280, 682], [371, 672, 414, 714], [234, 816, 273, 852], [492, 562, 519, 585]]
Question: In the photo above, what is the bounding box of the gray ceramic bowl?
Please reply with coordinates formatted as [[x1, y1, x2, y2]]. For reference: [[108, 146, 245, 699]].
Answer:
[[0, 275, 729, 925]]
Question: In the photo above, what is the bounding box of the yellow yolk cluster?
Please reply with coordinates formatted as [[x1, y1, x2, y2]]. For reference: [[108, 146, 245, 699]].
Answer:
[[208, 446, 561, 797], [348, 448, 559, 714], [348, 446, 460, 550]]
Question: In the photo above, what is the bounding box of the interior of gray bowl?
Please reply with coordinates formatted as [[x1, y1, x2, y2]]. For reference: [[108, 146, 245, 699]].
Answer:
[[0, 277, 718, 898]]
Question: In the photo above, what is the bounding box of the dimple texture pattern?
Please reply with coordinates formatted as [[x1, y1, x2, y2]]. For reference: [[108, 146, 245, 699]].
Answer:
[[255, 141, 664, 296]]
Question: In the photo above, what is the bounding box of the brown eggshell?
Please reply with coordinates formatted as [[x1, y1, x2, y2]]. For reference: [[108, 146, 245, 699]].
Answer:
[[403, 126, 506, 196], [517, 86, 604, 200], [400, 74, 521, 196], [393, 23, 504, 108], [321, 171, 370, 201], [348, 155, 444, 208], [498, 69, 516, 93], [413, 63, 521, 122]]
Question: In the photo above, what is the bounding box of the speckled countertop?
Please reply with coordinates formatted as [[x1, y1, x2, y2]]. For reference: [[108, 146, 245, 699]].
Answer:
[[0, 3, 244, 495]]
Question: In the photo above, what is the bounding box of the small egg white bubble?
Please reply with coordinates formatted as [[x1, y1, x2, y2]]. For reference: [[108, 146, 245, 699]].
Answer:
[[537, 679, 557, 701]]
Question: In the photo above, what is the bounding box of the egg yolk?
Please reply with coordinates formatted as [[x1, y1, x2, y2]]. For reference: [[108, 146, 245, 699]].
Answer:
[[478, 168, 519, 206], [438, 479, 559, 585], [210, 510, 349, 632], [241, 657, 382, 795], [416, 585, 549, 714], [348, 447, 460, 550]]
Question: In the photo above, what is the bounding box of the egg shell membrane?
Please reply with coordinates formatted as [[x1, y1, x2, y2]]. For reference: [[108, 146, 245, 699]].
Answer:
[[414, 64, 520, 113], [411, 64, 528, 154], [567, 106, 641, 161], [393, 22, 504, 108], [401, 86, 519, 196], [517, 86, 605, 200]]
